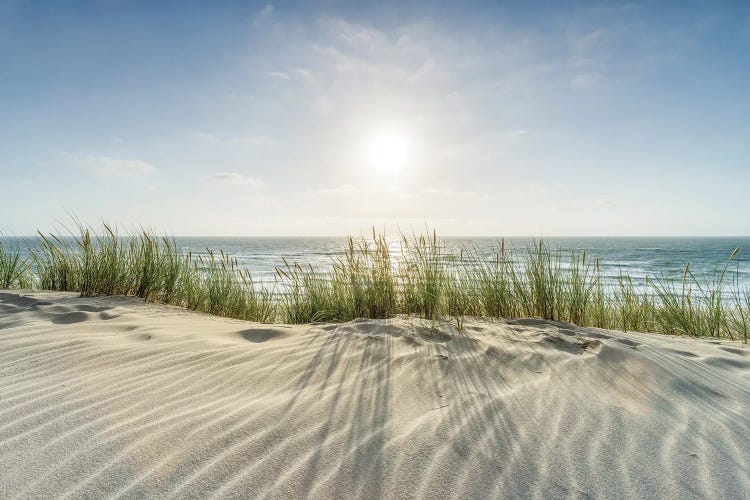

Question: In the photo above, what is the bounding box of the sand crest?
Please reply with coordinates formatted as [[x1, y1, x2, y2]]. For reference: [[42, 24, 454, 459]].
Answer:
[[1, 291, 748, 498]]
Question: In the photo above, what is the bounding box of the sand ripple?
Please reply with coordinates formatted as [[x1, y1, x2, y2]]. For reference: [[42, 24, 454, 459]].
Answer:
[[1, 291, 748, 499]]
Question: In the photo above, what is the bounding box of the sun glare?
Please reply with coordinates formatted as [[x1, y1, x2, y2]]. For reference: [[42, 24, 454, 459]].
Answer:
[[367, 132, 408, 171]]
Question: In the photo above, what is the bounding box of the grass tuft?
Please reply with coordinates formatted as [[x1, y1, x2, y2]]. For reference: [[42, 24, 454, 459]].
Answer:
[[0, 240, 33, 289]]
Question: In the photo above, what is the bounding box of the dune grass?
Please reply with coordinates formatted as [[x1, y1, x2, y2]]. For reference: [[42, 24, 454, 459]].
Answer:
[[0, 241, 33, 289], [1, 222, 748, 342], [276, 231, 397, 323], [23, 223, 275, 322]]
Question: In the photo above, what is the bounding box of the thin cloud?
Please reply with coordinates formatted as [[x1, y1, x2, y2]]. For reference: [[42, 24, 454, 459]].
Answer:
[[253, 4, 274, 27], [196, 132, 281, 148], [70, 154, 157, 179], [212, 172, 265, 189], [422, 187, 478, 197], [573, 28, 605, 51]]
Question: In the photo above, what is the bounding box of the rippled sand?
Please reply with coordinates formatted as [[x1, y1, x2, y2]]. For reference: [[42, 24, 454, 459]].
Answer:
[[1, 291, 748, 499]]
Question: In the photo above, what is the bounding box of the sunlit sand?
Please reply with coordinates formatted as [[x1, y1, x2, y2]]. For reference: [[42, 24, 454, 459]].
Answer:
[[1, 291, 748, 498]]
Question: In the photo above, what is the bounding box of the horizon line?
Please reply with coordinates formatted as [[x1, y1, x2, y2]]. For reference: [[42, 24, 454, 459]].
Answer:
[[3, 234, 750, 239]]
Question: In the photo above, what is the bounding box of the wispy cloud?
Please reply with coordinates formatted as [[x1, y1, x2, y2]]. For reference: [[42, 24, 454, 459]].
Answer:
[[421, 187, 478, 197], [69, 155, 157, 179], [253, 4, 274, 27], [212, 172, 265, 189], [196, 132, 281, 149], [266, 68, 316, 84], [305, 184, 479, 202], [573, 28, 605, 51]]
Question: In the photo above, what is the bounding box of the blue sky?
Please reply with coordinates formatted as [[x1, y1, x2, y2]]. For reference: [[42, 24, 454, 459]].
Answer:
[[1, 0, 748, 236]]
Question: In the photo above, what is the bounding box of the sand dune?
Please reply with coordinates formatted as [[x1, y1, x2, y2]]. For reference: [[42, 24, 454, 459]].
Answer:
[[1, 291, 748, 499]]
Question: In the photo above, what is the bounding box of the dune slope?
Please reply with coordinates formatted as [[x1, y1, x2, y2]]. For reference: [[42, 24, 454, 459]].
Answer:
[[1, 291, 748, 499]]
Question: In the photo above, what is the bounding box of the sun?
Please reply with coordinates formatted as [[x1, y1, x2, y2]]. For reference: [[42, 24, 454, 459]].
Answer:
[[367, 131, 408, 172]]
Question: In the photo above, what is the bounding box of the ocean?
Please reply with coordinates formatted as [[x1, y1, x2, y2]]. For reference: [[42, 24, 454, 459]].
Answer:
[[4, 236, 750, 292]]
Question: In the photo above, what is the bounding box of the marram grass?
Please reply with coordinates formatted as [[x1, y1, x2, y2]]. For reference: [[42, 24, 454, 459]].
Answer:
[[1, 222, 748, 342], [0, 240, 33, 289]]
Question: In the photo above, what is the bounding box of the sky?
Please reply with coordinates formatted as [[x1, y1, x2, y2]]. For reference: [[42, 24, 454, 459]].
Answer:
[[1, 0, 749, 236]]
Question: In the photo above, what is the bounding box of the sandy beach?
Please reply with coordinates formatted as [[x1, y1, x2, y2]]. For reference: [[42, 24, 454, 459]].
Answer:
[[1, 290, 748, 498]]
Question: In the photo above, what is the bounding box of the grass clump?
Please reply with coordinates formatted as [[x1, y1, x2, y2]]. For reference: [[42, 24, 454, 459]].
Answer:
[[276, 231, 396, 323], [614, 272, 651, 333], [276, 261, 343, 323], [464, 242, 516, 319], [398, 231, 445, 320], [0, 241, 33, 289], [31, 233, 82, 292], [516, 240, 564, 320], [334, 232, 396, 319], [23, 222, 275, 323], [196, 250, 275, 321], [561, 250, 594, 325], [649, 249, 741, 339]]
